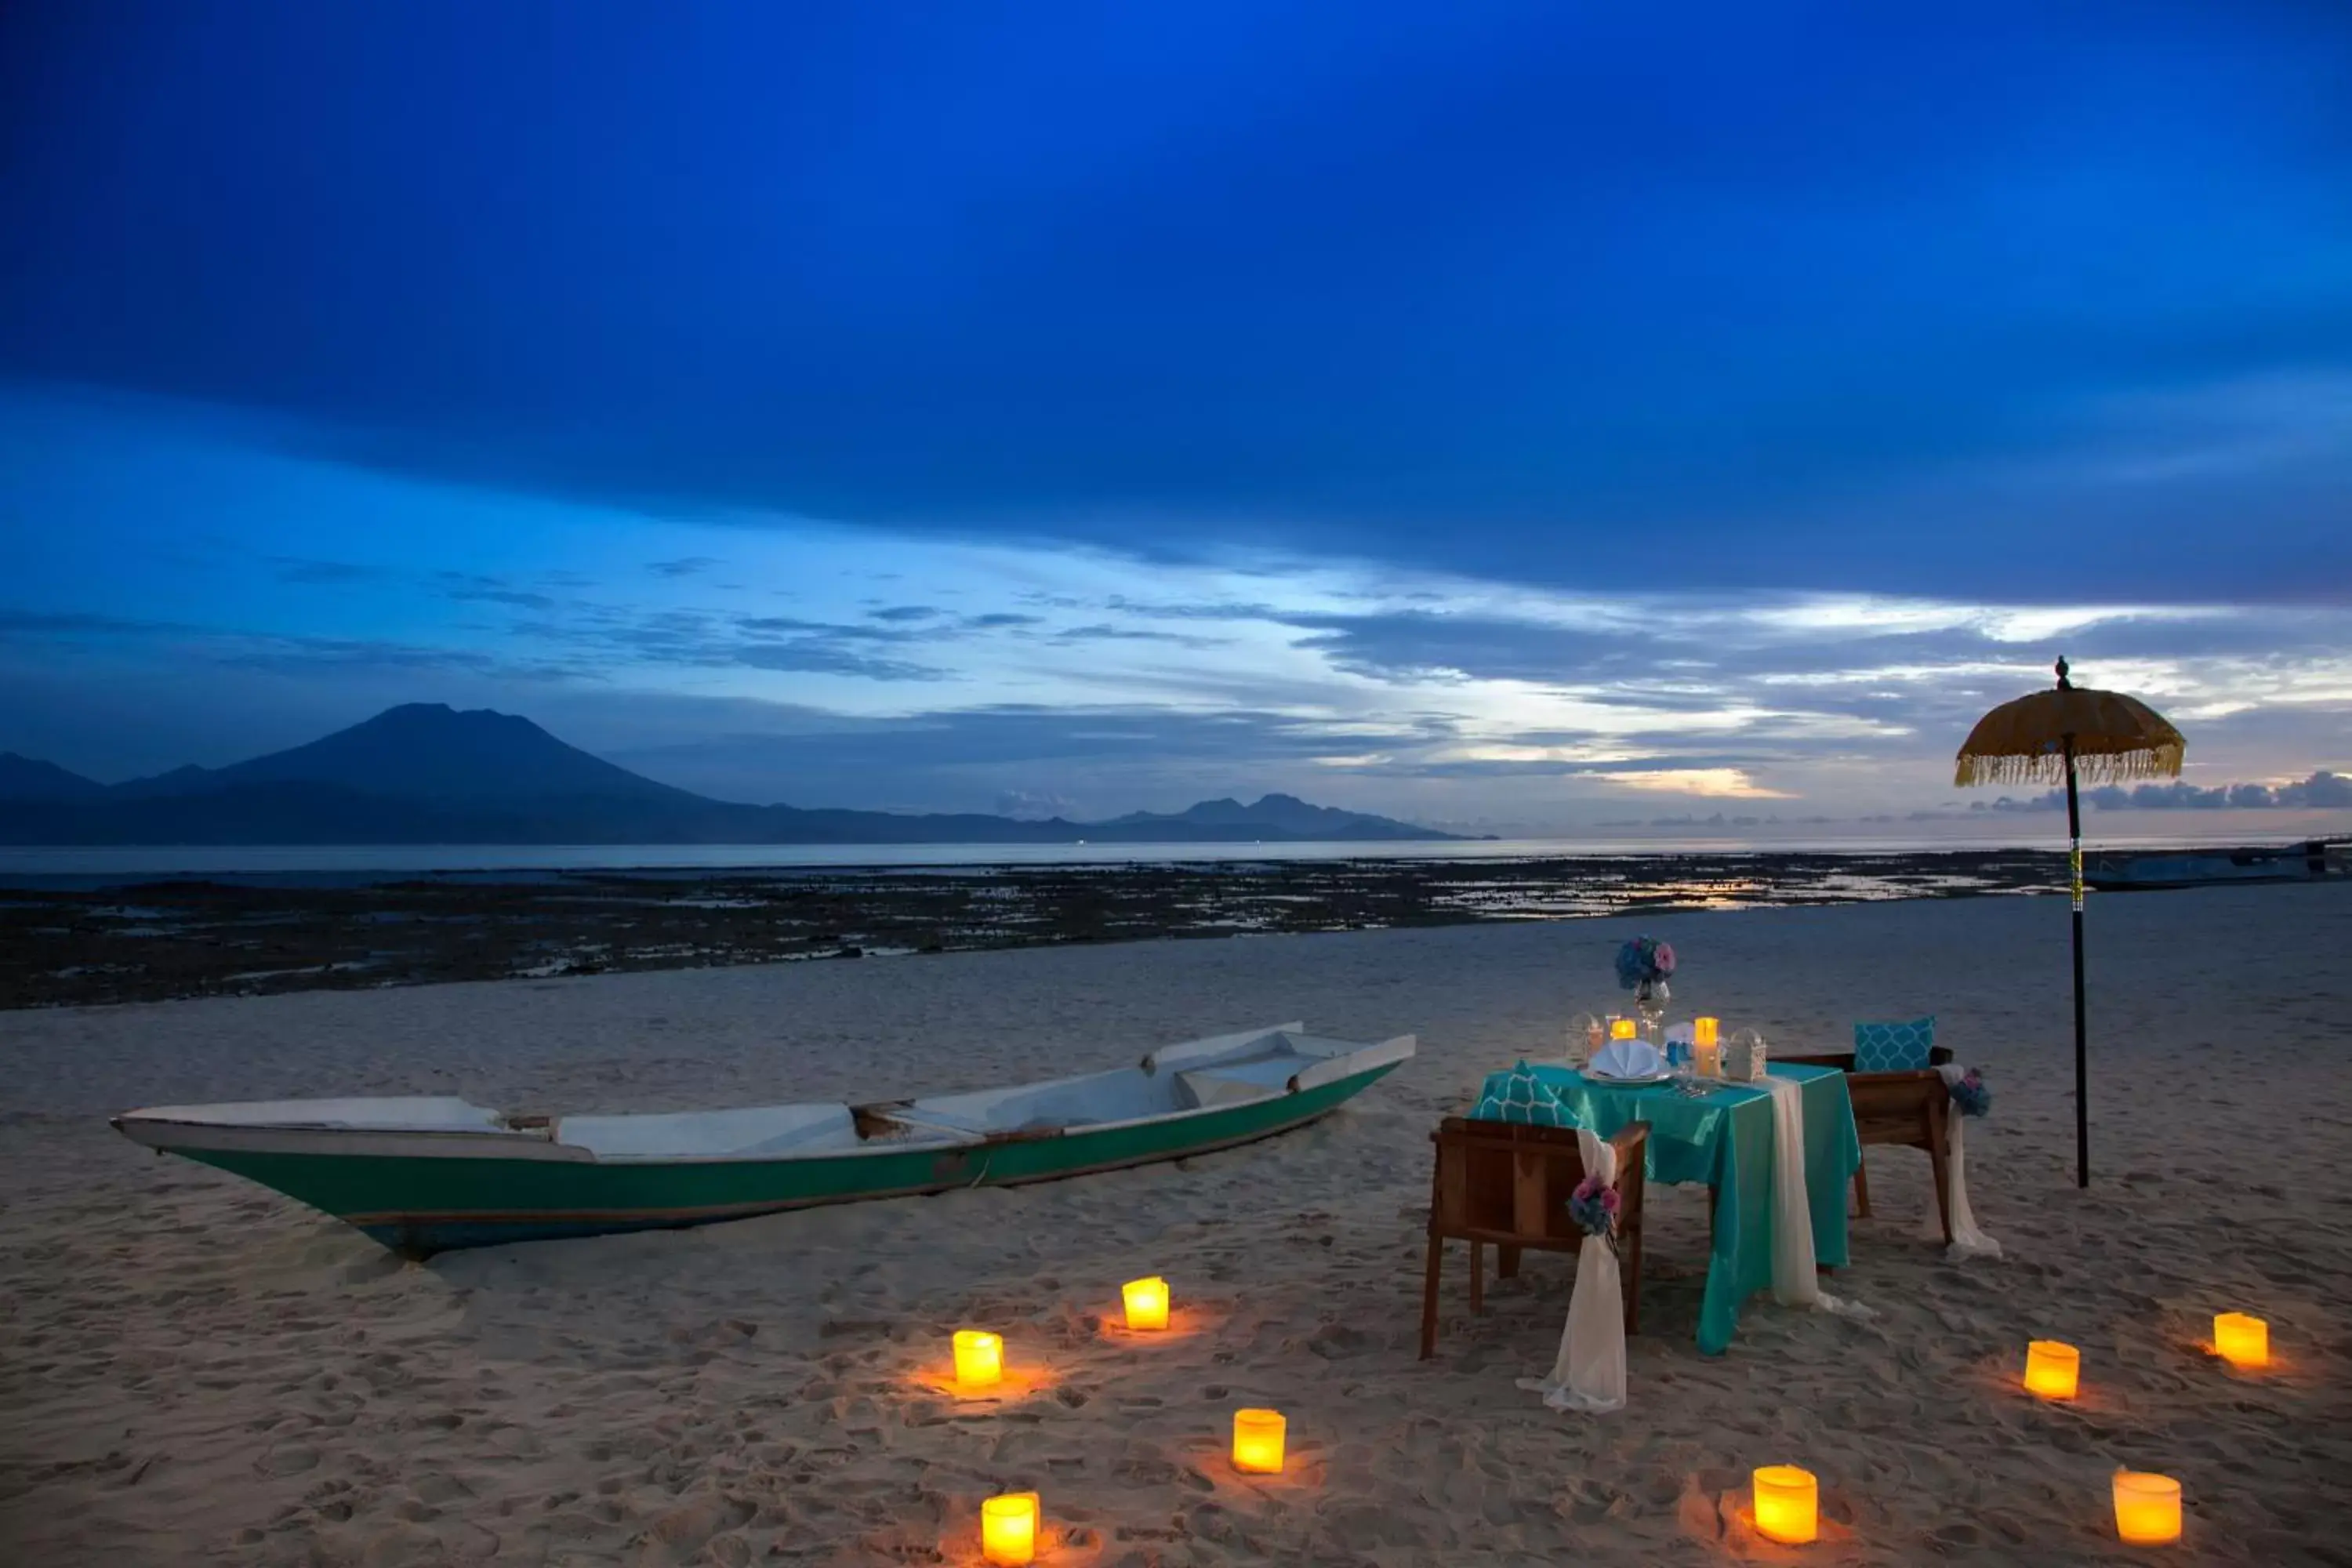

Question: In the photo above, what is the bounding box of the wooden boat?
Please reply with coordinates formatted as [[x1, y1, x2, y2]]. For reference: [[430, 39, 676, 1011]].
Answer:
[[112, 1022, 1413, 1257], [2085, 838, 2348, 891]]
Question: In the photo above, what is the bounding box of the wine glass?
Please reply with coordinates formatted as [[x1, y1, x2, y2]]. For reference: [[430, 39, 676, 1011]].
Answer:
[[1567, 1012, 1604, 1068]]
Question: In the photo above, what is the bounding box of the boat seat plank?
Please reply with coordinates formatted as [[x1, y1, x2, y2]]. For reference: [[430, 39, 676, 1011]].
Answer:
[[556, 1103, 860, 1160], [1177, 1055, 1304, 1109]]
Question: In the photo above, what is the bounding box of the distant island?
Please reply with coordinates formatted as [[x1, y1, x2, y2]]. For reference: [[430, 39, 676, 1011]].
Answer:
[[0, 704, 1475, 847]]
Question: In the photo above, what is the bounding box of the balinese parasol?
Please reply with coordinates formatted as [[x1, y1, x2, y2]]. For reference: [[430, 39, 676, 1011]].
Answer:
[[1955, 657, 2184, 1186]]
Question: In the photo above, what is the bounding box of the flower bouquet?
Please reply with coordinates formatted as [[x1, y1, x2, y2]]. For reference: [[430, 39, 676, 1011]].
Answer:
[[1614, 935, 1676, 1035], [1949, 1068, 1991, 1118], [1568, 1174, 1621, 1253]]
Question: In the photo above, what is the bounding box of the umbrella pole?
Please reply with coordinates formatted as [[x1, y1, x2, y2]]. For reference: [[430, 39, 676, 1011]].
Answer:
[[2063, 735, 2089, 1188]]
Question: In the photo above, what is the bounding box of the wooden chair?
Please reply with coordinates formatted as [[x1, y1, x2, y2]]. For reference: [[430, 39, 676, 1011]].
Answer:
[[1778, 1045, 1955, 1243], [1420, 1116, 1648, 1359]]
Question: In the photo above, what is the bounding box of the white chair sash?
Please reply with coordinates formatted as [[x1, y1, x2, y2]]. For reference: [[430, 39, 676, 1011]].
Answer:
[[1762, 1075, 1872, 1319], [1921, 1065, 2002, 1258], [1515, 1127, 1627, 1414]]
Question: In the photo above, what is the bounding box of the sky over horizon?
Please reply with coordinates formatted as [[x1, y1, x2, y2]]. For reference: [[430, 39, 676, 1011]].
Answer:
[[2, 2, 2349, 836]]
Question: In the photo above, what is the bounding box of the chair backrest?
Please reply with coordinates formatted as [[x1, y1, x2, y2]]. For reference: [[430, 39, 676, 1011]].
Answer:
[[1778, 1046, 1955, 1076], [1845, 1068, 1948, 1130], [1429, 1116, 1644, 1245]]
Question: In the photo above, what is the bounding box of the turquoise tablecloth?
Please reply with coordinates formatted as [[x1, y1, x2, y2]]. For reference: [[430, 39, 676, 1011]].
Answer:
[[1472, 1062, 1862, 1355]]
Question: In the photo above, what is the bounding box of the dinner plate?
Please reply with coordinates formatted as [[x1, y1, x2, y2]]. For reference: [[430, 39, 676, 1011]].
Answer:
[[1585, 1068, 1677, 1086]]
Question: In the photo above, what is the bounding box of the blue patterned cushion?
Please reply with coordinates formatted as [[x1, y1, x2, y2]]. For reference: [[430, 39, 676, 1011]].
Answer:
[[1853, 1016, 1936, 1073], [1472, 1061, 1576, 1127]]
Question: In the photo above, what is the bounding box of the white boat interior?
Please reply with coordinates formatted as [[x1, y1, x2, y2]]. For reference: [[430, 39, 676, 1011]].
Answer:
[[114, 1023, 1415, 1163]]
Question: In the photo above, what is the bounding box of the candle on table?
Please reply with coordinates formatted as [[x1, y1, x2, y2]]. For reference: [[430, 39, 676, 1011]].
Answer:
[[1751, 1465, 1818, 1544], [1122, 1276, 1170, 1331], [2023, 1339, 2080, 1400], [2212, 1312, 2267, 1370], [981, 1491, 1039, 1565], [1232, 1409, 1287, 1474], [953, 1330, 1003, 1391], [2112, 1471, 2182, 1545], [1610, 1017, 1638, 1041]]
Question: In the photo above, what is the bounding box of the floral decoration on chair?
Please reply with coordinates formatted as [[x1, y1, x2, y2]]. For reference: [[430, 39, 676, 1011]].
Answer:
[[1948, 1068, 1991, 1117], [1568, 1174, 1622, 1254]]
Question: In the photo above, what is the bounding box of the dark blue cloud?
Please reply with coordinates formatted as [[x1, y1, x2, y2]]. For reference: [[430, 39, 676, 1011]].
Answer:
[[2089, 772, 2352, 811], [1964, 773, 2352, 813], [4, 2, 2347, 601]]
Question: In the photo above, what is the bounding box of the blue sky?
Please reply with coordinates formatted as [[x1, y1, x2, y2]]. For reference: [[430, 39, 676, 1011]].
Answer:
[[2, 2, 2348, 834]]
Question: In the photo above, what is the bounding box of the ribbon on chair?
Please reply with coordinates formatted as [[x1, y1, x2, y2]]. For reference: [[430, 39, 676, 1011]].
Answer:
[[1515, 1127, 1627, 1414], [1918, 1064, 2002, 1258], [1760, 1075, 1873, 1319]]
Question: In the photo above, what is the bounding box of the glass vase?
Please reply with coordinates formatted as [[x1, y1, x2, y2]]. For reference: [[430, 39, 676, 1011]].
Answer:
[[1634, 978, 1669, 1042]]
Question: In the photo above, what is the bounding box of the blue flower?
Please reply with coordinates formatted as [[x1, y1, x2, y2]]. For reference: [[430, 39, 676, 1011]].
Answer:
[[1616, 935, 1671, 989]]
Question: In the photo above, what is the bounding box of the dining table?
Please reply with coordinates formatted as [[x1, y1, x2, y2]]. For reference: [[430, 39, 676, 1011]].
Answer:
[[1471, 1061, 1863, 1355]]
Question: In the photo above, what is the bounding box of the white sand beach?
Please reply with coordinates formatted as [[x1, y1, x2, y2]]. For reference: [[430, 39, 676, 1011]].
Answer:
[[4, 885, 2348, 1566]]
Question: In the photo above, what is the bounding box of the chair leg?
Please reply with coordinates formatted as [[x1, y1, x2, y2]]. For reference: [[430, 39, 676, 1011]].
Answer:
[[1853, 1154, 1873, 1219], [1468, 1241, 1484, 1316], [1419, 1232, 1443, 1359], [1497, 1243, 1522, 1280], [1926, 1116, 1954, 1247]]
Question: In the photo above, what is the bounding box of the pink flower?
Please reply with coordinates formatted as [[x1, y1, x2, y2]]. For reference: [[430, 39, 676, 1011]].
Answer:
[[1599, 1187, 1622, 1214], [1652, 942, 1676, 976]]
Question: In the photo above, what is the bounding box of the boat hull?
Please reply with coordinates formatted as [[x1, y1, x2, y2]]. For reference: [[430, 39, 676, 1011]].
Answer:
[[163, 1062, 1403, 1257]]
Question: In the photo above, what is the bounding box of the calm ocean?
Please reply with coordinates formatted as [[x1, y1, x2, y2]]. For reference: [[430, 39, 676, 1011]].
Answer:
[[0, 831, 2245, 882]]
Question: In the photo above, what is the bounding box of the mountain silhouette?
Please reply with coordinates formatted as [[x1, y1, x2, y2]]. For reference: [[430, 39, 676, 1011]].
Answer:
[[109, 703, 695, 804], [0, 753, 104, 802], [0, 705, 1466, 847], [1103, 793, 1414, 837]]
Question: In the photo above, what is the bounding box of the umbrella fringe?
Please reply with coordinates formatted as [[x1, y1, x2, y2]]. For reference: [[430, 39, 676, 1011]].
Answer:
[[1952, 742, 2184, 789]]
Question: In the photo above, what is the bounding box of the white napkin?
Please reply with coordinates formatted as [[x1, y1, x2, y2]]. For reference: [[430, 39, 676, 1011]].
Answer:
[[1919, 1065, 2002, 1259], [1663, 1022, 1695, 1049], [1516, 1127, 1628, 1414], [1761, 1074, 1873, 1320], [1588, 1040, 1667, 1080]]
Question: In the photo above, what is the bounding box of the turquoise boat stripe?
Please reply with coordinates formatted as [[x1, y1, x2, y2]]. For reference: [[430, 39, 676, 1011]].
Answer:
[[175, 1062, 1401, 1256], [1477, 1062, 1860, 1355]]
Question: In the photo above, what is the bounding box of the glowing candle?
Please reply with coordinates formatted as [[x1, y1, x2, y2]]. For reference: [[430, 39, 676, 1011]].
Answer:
[[1694, 1016, 1719, 1047], [1751, 1465, 1818, 1545], [1610, 1017, 1639, 1041], [2212, 1312, 2267, 1370], [953, 1330, 1003, 1391], [981, 1491, 1039, 1566], [1122, 1276, 1170, 1331], [2112, 1471, 2182, 1546], [1232, 1408, 1287, 1475], [2023, 1339, 2080, 1400]]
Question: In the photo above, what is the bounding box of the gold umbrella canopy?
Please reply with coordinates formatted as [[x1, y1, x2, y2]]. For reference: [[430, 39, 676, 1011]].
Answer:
[[1954, 659, 2183, 788]]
